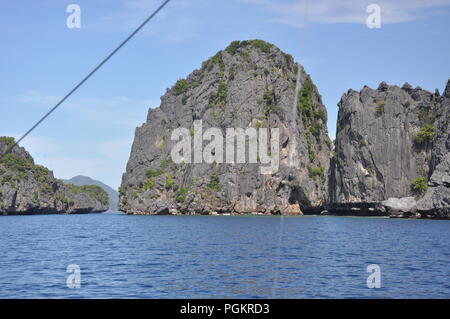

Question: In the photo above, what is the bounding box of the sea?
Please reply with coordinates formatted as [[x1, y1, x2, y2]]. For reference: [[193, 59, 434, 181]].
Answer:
[[0, 213, 449, 298]]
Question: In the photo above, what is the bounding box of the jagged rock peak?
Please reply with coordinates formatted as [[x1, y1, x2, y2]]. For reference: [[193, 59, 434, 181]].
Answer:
[[377, 81, 389, 91], [444, 79, 450, 98]]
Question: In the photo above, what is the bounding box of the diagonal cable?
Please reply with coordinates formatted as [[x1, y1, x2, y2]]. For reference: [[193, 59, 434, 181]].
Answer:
[[0, 0, 171, 159]]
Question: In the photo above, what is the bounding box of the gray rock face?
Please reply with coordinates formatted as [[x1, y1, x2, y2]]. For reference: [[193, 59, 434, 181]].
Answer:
[[381, 197, 417, 217], [416, 153, 450, 218], [120, 40, 331, 215], [329, 80, 450, 218], [0, 137, 109, 215], [62, 175, 119, 211]]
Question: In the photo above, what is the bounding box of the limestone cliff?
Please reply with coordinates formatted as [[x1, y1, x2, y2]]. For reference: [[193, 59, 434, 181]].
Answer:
[[328, 80, 450, 218], [0, 137, 109, 215], [120, 40, 331, 215]]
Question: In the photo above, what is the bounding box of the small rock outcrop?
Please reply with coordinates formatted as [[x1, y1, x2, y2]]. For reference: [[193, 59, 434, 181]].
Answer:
[[0, 137, 109, 215], [381, 197, 417, 218], [120, 40, 332, 215], [329, 80, 450, 218]]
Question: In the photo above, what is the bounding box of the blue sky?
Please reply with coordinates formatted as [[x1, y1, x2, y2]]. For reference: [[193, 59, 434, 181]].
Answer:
[[1, 0, 449, 189]]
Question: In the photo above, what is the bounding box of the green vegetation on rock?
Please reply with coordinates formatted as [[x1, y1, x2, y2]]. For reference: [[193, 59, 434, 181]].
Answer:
[[67, 184, 109, 206], [263, 86, 278, 117], [298, 77, 316, 123], [173, 79, 189, 96], [411, 176, 428, 195], [209, 81, 228, 109], [175, 187, 189, 202], [160, 159, 169, 169], [146, 168, 163, 179], [207, 175, 221, 192], [225, 40, 241, 55], [143, 178, 155, 191], [225, 39, 274, 55], [376, 101, 385, 114], [210, 51, 225, 71], [182, 94, 188, 105], [1, 175, 16, 187], [0, 153, 34, 174], [298, 77, 326, 139], [297, 76, 329, 161], [415, 123, 436, 144], [34, 165, 49, 183], [0, 137, 15, 149], [306, 139, 315, 162], [308, 165, 325, 180], [165, 174, 175, 190], [418, 108, 436, 124]]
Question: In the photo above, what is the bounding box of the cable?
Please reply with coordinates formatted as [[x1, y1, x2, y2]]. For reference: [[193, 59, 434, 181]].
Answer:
[[0, 0, 171, 159]]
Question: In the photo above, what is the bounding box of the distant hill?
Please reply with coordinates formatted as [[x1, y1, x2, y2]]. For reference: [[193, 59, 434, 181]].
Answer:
[[61, 175, 118, 211]]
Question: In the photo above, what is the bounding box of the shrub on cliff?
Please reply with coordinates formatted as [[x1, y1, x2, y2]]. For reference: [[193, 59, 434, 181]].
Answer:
[[0, 137, 15, 148], [175, 187, 189, 202], [0, 153, 33, 174], [210, 52, 225, 71], [308, 165, 325, 180], [173, 79, 189, 96], [411, 177, 428, 195], [207, 175, 221, 192], [225, 41, 241, 55], [208, 82, 228, 109], [415, 124, 436, 144], [224, 39, 274, 55], [376, 101, 385, 115]]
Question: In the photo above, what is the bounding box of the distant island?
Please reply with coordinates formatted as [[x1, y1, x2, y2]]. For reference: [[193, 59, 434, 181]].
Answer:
[[0, 137, 109, 215], [61, 175, 119, 212]]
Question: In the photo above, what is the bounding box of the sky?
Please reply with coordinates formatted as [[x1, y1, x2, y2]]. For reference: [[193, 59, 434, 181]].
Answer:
[[1, 0, 449, 190]]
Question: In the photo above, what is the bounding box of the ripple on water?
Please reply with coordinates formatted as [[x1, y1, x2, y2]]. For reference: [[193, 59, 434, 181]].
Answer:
[[0, 214, 449, 298]]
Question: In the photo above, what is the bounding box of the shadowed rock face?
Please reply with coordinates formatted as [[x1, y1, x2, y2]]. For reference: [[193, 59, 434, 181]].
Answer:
[[329, 80, 450, 218], [120, 40, 332, 215], [0, 138, 109, 215]]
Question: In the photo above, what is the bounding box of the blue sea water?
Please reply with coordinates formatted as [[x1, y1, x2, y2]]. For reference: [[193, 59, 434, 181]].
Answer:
[[0, 213, 449, 299]]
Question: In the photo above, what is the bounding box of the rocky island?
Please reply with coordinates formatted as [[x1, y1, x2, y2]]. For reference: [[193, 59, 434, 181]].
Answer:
[[119, 40, 332, 215], [0, 137, 109, 215], [120, 40, 449, 219], [62, 175, 119, 211], [119, 40, 449, 219], [328, 80, 450, 219]]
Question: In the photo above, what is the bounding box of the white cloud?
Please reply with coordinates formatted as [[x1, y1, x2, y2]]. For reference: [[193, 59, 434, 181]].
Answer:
[[239, 0, 450, 26]]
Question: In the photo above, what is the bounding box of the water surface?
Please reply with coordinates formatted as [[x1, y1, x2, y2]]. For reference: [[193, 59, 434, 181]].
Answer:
[[0, 213, 449, 298]]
